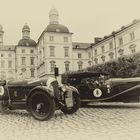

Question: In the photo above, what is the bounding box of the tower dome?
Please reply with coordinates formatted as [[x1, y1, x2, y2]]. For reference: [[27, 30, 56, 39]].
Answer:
[[22, 24, 30, 39], [22, 24, 30, 32], [18, 24, 36, 47], [49, 8, 59, 24]]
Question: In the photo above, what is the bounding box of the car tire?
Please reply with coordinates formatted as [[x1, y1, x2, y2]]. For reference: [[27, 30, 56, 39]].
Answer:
[[27, 91, 55, 121], [61, 92, 80, 114]]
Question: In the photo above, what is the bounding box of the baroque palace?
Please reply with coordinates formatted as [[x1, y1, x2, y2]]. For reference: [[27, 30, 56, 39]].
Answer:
[[0, 8, 140, 81]]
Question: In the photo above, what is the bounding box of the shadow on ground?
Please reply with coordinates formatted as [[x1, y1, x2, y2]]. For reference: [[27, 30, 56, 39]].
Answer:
[[81, 103, 140, 109]]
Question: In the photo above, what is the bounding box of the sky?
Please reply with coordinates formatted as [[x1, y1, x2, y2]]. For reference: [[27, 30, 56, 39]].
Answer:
[[0, 0, 140, 45]]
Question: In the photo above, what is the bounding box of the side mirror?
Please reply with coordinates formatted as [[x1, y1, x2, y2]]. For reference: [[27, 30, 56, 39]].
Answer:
[[54, 67, 59, 77]]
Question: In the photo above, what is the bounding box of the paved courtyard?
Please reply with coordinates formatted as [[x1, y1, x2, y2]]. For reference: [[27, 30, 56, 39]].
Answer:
[[0, 103, 140, 140]]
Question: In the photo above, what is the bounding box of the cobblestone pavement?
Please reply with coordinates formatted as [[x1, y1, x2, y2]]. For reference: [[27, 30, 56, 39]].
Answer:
[[0, 103, 140, 140]]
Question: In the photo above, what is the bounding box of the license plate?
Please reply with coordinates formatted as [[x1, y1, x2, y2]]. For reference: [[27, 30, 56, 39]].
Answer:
[[65, 92, 73, 108]]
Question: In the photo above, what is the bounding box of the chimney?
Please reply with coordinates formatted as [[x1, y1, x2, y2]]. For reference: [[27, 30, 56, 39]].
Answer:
[[94, 37, 102, 43]]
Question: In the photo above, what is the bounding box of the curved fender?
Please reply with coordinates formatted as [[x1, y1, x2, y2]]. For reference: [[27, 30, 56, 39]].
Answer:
[[27, 86, 55, 101], [68, 86, 80, 96], [120, 84, 140, 95]]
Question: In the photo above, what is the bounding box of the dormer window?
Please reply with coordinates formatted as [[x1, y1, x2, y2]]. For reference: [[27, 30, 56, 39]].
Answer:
[[130, 32, 135, 41], [50, 36, 54, 41], [118, 37, 123, 46], [94, 49, 97, 56], [64, 37, 68, 42], [101, 46, 105, 53], [78, 53, 82, 59], [109, 42, 113, 50]]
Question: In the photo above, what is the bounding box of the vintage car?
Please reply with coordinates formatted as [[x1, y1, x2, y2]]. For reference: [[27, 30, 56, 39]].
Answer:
[[62, 72, 140, 106], [0, 77, 80, 121]]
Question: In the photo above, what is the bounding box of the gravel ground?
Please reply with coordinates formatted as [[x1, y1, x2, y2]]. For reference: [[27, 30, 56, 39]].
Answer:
[[0, 103, 140, 140]]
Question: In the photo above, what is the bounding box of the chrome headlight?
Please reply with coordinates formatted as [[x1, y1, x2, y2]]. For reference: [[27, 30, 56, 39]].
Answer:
[[0, 86, 4, 96], [107, 84, 111, 88]]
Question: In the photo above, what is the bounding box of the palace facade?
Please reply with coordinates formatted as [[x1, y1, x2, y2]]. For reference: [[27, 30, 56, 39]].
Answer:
[[0, 8, 140, 81]]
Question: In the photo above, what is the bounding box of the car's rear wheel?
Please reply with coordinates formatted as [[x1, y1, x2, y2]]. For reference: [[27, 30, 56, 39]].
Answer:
[[27, 91, 55, 121], [61, 92, 80, 114]]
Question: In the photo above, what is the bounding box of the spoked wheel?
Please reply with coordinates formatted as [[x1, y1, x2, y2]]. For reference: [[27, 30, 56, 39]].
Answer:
[[61, 92, 80, 114], [27, 91, 55, 121]]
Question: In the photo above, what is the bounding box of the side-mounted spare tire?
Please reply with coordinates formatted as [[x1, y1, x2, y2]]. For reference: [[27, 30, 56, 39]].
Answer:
[[27, 91, 55, 121], [61, 92, 80, 114]]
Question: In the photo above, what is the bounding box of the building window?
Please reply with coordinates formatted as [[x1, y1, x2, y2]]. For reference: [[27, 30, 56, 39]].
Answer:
[[30, 68, 35, 78], [118, 37, 123, 46], [22, 49, 25, 53], [21, 57, 26, 65], [30, 57, 35, 65], [1, 60, 5, 68], [1, 54, 4, 57], [109, 52, 114, 59], [101, 46, 105, 53], [50, 36, 54, 41], [109, 42, 113, 50], [50, 61, 56, 72], [8, 71, 13, 80], [118, 49, 124, 56], [8, 61, 12, 68], [50, 46, 55, 57], [101, 55, 105, 62], [64, 37, 68, 42], [78, 53, 82, 59], [88, 61, 92, 66], [30, 49, 34, 54], [130, 32, 135, 41], [88, 52, 91, 59], [64, 47, 69, 57], [65, 61, 70, 72], [129, 44, 136, 53], [1, 71, 6, 80], [8, 54, 12, 57], [77, 61, 83, 71], [94, 49, 97, 56], [94, 58, 98, 64]]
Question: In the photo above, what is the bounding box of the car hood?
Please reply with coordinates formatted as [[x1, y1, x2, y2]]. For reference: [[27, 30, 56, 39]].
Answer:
[[7, 79, 48, 87], [107, 77, 140, 85]]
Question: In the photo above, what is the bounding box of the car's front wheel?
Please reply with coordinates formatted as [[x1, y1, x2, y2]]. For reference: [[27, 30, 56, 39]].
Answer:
[[61, 92, 80, 114], [27, 91, 55, 121]]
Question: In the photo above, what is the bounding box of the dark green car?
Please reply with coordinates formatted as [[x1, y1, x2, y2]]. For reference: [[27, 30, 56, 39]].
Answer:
[[62, 72, 140, 106], [0, 77, 80, 121]]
